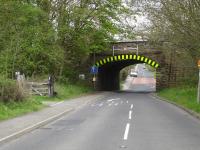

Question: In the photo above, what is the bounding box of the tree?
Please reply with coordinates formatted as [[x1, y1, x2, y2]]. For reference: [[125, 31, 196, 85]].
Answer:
[[141, 0, 200, 60], [46, 0, 136, 80], [0, 1, 63, 78], [0, 0, 136, 81]]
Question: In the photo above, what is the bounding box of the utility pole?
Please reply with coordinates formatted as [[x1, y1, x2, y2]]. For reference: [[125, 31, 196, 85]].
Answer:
[[197, 60, 200, 104], [93, 51, 96, 90]]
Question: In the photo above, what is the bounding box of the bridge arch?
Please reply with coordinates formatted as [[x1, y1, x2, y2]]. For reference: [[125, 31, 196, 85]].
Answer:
[[93, 54, 160, 91], [94, 54, 160, 68]]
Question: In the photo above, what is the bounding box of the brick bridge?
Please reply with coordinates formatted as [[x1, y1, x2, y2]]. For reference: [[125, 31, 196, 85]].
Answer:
[[86, 40, 194, 91]]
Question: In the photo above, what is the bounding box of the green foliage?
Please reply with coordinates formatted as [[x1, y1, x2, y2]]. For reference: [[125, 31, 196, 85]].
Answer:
[[0, 99, 43, 121], [33, 82, 92, 102], [0, 0, 135, 102], [142, 0, 200, 60], [0, 82, 92, 121], [0, 1, 135, 80], [120, 70, 128, 81], [0, 75, 26, 103], [0, 1, 63, 77], [158, 86, 200, 113], [48, 0, 135, 80]]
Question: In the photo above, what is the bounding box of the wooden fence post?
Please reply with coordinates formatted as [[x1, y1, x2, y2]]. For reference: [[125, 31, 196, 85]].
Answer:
[[48, 75, 54, 97]]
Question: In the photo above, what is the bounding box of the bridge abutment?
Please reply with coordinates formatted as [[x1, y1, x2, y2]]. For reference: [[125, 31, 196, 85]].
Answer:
[[97, 67, 120, 91]]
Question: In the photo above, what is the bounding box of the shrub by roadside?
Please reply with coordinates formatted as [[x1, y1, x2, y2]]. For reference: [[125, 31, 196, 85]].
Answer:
[[32, 83, 92, 102], [0, 76, 26, 103], [158, 86, 200, 114], [0, 81, 92, 121]]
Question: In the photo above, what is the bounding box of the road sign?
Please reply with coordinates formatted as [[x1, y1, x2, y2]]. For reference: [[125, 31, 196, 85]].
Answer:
[[90, 66, 98, 74], [198, 60, 200, 68]]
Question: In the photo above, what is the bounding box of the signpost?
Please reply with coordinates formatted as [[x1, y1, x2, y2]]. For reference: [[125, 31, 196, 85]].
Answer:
[[90, 66, 98, 74], [90, 66, 98, 89], [197, 60, 200, 104]]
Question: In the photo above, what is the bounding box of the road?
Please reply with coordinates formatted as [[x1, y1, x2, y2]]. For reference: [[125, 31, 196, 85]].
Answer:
[[1, 64, 200, 150], [123, 63, 156, 92]]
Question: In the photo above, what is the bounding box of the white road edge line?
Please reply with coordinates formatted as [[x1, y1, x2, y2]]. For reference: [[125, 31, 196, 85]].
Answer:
[[0, 108, 73, 143], [50, 101, 64, 107], [130, 104, 133, 109], [124, 123, 130, 140], [129, 111, 132, 120]]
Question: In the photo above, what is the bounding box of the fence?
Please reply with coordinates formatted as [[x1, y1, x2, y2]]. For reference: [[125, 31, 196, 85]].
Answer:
[[16, 73, 54, 97]]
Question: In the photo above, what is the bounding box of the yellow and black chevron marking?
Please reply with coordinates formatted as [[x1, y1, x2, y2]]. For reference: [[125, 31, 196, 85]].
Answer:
[[94, 54, 159, 68]]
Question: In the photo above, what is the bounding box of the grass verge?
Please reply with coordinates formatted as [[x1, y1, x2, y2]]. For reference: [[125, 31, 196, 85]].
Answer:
[[33, 83, 92, 102], [158, 86, 200, 113], [0, 83, 92, 121], [0, 100, 43, 121]]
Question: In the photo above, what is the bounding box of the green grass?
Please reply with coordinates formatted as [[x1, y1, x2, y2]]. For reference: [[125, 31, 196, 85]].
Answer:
[[0, 99, 44, 121], [158, 86, 200, 113], [0, 83, 92, 121], [32, 83, 92, 102]]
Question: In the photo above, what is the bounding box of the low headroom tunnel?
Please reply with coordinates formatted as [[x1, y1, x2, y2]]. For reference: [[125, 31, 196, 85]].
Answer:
[[92, 54, 160, 91]]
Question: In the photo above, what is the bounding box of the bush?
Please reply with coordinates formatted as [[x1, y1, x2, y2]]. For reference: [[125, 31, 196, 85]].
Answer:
[[120, 71, 128, 81], [0, 76, 26, 103]]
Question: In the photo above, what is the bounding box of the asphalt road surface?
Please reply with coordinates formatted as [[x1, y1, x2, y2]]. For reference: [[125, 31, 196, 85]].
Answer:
[[1, 64, 200, 150], [1, 92, 200, 150], [123, 63, 156, 92]]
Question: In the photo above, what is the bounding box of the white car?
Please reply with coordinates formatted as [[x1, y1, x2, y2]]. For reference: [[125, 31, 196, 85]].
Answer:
[[130, 72, 138, 77]]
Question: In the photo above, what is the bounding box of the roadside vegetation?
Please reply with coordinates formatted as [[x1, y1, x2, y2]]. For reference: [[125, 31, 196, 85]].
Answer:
[[33, 82, 92, 102], [135, 0, 200, 113], [0, 82, 92, 121], [0, 98, 43, 121], [158, 86, 200, 114], [0, 1, 135, 120], [2, 1, 200, 120]]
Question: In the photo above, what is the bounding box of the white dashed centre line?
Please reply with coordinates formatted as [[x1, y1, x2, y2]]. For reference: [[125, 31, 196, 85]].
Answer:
[[123, 123, 130, 140], [115, 103, 118, 106], [129, 111, 132, 120], [126, 101, 129, 104], [130, 104, 133, 109]]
